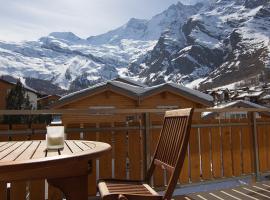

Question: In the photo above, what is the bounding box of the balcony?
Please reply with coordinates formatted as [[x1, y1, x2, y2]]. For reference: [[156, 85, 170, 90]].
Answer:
[[0, 107, 270, 199]]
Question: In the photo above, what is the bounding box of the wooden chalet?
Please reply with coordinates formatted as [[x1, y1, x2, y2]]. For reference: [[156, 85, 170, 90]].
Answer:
[[259, 94, 270, 106], [202, 100, 270, 119], [234, 90, 265, 103], [51, 78, 213, 124]]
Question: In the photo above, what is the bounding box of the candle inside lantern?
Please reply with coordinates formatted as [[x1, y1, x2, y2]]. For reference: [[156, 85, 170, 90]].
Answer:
[[46, 126, 64, 149]]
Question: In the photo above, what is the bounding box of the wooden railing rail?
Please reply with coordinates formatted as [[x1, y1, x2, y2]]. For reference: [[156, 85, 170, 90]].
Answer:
[[0, 107, 270, 115], [3, 121, 270, 135]]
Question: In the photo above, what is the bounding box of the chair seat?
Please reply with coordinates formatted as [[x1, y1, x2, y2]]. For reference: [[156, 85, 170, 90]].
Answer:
[[98, 180, 161, 200]]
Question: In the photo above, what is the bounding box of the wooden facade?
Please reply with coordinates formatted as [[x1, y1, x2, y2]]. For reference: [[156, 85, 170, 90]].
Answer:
[[38, 95, 61, 109], [52, 80, 212, 124], [0, 80, 13, 109], [54, 89, 207, 124]]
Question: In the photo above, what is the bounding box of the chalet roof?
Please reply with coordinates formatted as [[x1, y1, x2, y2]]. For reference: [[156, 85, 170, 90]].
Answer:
[[0, 78, 38, 94], [142, 83, 213, 104], [202, 100, 267, 118], [260, 94, 270, 100], [236, 91, 264, 98], [53, 80, 213, 108], [215, 100, 265, 109], [37, 94, 62, 101]]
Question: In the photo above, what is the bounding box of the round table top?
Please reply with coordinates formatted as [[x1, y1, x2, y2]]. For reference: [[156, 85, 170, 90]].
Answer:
[[0, 140, 111, 166]]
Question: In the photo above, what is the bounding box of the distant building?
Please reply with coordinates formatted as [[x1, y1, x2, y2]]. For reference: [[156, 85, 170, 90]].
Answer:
[[205, 84, 268, 106], [234, 91, 265, 103], [205, 88, 230, 104], [259, 94, 270, 107], [202, 100, 269, 119], [0, 79, 39, 109]]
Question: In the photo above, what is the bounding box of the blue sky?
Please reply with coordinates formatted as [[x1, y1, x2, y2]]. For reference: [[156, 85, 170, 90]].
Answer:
[[0, 0, 203, 41]]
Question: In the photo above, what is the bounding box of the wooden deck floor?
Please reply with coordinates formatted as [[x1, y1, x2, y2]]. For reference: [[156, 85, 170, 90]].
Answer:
[[175, 181, 270, 200], [89, 181, 270, 200]]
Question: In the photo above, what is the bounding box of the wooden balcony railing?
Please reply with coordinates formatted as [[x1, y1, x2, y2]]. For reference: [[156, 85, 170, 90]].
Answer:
[[0, 108, 269, 199]]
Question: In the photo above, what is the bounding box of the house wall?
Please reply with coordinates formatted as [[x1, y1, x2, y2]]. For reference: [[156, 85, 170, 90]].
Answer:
[[26, 91, 37, 109], [60, 90, 138, 124], [0, 81, 13, 109], [0, 81, 37, 109], [140, 92, 202, 108], [38, 95, 60, 109]]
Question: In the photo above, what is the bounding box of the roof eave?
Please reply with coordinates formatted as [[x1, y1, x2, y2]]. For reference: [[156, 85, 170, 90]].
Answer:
[[51, 83, 139, 109], [141, 84, 213, 107]]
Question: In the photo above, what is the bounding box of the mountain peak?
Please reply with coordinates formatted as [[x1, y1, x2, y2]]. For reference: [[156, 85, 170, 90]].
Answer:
[[124, 18, 148, 30], [127, 18, 147, 24], [167, 1, 185, 11], [175, 1, 184, 7], [48, 32, 82, 42]]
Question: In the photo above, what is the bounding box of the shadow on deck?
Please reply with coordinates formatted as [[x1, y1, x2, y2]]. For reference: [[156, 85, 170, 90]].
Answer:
[[175, 181, 270, 200], [89, 180, 270, 200]]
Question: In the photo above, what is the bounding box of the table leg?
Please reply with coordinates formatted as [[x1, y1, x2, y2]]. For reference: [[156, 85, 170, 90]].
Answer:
[[47, 175, 88, 200]]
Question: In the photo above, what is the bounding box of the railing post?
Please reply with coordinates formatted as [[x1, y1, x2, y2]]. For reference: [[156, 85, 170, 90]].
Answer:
[[143, 112, 151, 179], [250, 111, 260, 181]]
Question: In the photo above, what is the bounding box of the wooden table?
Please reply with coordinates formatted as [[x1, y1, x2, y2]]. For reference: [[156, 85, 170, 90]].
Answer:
[[0, 140, 111, 200]]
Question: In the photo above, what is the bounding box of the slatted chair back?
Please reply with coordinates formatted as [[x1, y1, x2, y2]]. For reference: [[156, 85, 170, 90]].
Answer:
[[146, 108, 194, 200]]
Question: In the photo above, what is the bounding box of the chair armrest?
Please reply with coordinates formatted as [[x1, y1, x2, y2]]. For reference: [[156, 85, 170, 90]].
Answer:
[[98, 179, 144, 184]]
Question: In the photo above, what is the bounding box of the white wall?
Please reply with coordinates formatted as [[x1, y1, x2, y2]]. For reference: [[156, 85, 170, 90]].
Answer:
[[25, 91, 37, 109]]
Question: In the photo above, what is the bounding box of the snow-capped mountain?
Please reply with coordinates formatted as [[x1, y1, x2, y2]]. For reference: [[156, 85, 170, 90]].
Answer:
[[0, 0, 269, 92], [128, 0, 270, 89], [0, 31, 156, 91]]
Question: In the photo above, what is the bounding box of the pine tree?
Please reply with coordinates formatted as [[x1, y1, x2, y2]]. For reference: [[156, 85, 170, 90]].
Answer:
[[5, 79, 32, 124]]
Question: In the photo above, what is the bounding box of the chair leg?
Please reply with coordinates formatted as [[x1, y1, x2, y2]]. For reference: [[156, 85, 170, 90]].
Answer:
[[48, 175, 88, 200]]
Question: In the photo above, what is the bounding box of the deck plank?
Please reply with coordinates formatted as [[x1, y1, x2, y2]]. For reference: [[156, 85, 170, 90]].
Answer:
[[209, 190, 240, 200], [188, 192, 217, 200], [178, 182, 270, 200]]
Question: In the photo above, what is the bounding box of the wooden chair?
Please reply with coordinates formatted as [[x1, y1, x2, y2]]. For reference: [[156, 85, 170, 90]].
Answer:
[[98, 108, 194, 200]]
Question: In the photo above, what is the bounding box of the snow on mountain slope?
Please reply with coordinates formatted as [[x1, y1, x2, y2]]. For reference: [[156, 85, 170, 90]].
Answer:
[[0, 1, 201, 90], [87, 2, 193, 45], [127, 0, 270, 89], [127, 2, 209, 84], [199, 0, 270, 89], [0, 31, 156, 90], [0, 0, 269, 91]]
